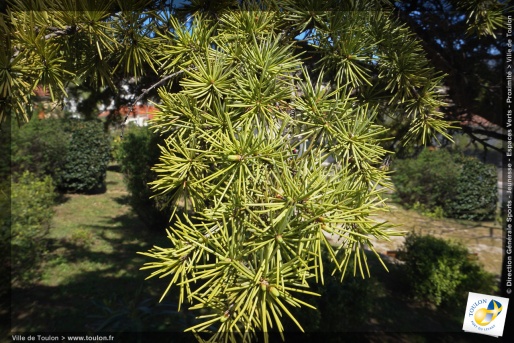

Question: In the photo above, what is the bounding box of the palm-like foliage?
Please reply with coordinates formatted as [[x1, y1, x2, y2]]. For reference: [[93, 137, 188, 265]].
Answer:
[[142, 8, 401, 343], [1, 0, 507, 341]]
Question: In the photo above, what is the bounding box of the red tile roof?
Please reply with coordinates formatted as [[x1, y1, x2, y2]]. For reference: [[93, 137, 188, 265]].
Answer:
[[98, 104, 158, 119]]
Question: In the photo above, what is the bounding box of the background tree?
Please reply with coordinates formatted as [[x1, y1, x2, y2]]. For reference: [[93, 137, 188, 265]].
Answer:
[[393, 0, 509, 152], [1, 0, 506, 342]]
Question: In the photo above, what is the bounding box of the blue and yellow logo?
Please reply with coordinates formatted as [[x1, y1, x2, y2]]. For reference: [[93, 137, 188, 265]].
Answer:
[[474, 300, 503, 326]]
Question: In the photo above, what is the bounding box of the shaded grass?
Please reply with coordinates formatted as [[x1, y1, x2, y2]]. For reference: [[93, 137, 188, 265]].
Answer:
[[9, 167, 506, 343], [279, 251, 501, 343], [304, 252, 502, 343], [10, 168, 175, 334]]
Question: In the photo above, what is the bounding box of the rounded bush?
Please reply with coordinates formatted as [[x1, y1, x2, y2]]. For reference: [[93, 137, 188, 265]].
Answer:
[[399, 233, 497, 308], [116, 125, 172, 229], [11, 116, 69, 180], [10, 172, 56, 282], [12, 117, 112, 194], [284, 251, 375, 333], [392, 148, 497, 220], [58, 120, 111, 193], [443, 155, 497, 220]]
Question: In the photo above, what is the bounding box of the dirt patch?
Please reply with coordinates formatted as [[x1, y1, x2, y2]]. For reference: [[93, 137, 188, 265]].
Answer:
[[323, 202, 502, 275], [368, 204, 503, 275]]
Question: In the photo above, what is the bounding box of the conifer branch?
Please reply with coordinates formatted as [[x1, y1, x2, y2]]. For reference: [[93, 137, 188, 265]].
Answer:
[[120, 69, 189, 138]]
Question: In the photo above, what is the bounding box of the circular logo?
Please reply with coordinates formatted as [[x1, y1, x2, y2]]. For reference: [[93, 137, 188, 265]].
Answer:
[[474, 300, 503, 326]]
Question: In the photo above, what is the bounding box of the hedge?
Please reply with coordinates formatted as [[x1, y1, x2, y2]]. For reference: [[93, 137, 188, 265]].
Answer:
[[11, 116, 69, 181], [399, 233, 497, 308], [58, 119, 111, 193], [115, 125, 172, 229], [11, 172, 56, 282], [392, 148, 497, 220], [12, 117, 111, 193]]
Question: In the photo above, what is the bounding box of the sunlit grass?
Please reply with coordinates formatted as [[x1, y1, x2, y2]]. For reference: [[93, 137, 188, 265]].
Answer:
[[11, 165, 501, 338], [11, 166, 172, 333]]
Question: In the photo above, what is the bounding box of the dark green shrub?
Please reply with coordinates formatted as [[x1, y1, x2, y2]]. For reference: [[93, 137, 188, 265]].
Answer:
[[0, 121, 9, 297], [314, 273, 374, 332], [392, 148, 460, 211], [58, 119, 111, 193], [12, 117, 112, 193], [443, 155, 497, 221], [87, 285, 191, 335], [454, 260, 499, 309], [11, 116, 69, 181], [116, 125, 172, 229], [11, 172, 56, 282], [392, 148, 497, 220], [0, 179, 10, 292], [0, 119, 11, 180], [399, 233, 497, 307], [285, 251, 375, 333]]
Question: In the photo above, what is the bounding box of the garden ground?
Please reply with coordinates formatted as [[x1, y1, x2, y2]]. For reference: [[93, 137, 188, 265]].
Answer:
[[369, 203, 503, 276], [9, 166, 503, 342]]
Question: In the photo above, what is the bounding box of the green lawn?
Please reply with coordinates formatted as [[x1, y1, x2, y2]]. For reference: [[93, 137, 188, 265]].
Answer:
[[9, 167, 502, 343], [10, 167, 174, 334]]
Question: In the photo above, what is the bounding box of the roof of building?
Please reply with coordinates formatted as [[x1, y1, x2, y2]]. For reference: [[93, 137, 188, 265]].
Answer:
[[98, 104, 158, 119]]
